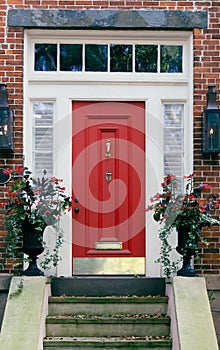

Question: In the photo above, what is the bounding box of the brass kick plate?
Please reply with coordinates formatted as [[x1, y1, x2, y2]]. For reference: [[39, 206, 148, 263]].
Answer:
[[73, 258, 145, 275], [95, 241, 122, 250]]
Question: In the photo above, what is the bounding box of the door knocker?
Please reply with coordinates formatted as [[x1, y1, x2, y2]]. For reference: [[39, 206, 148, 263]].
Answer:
[[106, 139, 111, 158]]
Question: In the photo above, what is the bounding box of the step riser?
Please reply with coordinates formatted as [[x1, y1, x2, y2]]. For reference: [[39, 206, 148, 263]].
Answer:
[[44, 339, 172, 349], [48, 303, 168, 316], [44, 346, 171, 350], [51, 277, 166, 297], [44, 293, 171, 350], [46, 323, 170, 337]]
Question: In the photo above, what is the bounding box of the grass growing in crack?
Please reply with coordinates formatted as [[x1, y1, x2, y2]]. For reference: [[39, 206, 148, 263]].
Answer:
[[9, 279, 24, 299]]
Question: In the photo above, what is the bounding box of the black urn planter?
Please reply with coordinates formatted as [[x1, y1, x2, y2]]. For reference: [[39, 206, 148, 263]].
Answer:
[[176, 226, 198, 277], [22, 220, 45, 276]]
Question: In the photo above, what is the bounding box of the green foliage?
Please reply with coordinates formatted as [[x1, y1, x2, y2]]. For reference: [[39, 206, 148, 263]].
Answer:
[[9, 279, 24, 299], [147, 174, 220, 277], [156, 226, 182, 278], [1, 166, 72, 271], [40, 222, 64, 270], [208, 290, 215, 303]]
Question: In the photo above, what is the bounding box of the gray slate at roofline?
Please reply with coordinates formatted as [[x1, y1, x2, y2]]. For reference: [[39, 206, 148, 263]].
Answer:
[[7, 9, 208, 29]]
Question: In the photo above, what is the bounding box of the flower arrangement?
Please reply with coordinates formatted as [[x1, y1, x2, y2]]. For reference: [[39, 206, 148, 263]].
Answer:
[[1, 166, 72, 271], [146, 174, 220, 277]]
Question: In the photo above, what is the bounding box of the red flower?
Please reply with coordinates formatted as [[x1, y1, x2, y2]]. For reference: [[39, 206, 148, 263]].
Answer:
[[201, 184, 210, 190], [3, 168, 11, 175], [184, 173, 194, 179], [145, 205, 151, 212], [51, 176, 63, 184], [33, 190, 41, 195], [164, 174, 175, 182], [9, 191, 18, 198], [189, 194, 196, 200], [51, 176, 58, 183], [15, 166, 25, 174], [58, 186, 66, 191]]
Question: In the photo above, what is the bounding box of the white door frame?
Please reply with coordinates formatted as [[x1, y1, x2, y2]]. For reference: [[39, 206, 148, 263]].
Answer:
[[24, 30, 193, 276]]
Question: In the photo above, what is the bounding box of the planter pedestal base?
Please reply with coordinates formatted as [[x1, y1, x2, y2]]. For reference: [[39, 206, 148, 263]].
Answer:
[[23, 256, 44, 276], [177, 255, 196, 277], [22, 220, 45, 277]]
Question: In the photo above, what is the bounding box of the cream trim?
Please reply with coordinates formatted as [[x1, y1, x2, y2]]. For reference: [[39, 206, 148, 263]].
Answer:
[[24, 30, 193, 277]]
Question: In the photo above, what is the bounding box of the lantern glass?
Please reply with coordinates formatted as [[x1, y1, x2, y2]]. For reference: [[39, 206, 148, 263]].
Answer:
[[0, 107, 13, 152], [203, 110, 220, 154]]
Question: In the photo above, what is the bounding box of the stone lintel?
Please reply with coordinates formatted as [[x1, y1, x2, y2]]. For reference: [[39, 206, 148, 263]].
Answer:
[[8, 9, 208, 29]]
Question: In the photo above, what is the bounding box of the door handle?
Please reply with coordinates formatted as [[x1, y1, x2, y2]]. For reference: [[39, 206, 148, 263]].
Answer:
[[105, 171, 112, 183], [106, 139, 111, 158], [74, 198, 79, 213]]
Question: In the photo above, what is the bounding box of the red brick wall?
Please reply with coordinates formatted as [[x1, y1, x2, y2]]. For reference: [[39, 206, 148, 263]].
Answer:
[[0, 0, 219, 274], [192, 4, 220, 274]]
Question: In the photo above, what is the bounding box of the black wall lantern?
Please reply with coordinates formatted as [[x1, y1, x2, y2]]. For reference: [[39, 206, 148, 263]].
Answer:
[[0, 84, 13, 153], [203, 86, 220, 154]]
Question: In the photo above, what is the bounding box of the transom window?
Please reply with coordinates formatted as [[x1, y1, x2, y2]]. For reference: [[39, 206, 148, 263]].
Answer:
[[34, 43, 183, 73]]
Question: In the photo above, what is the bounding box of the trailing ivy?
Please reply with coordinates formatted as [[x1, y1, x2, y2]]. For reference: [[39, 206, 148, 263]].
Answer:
[[1, 166, 72, 272], [147, 174, 220, 277]]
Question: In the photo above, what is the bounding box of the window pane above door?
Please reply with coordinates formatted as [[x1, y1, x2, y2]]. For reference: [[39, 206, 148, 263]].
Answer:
[[34, 42, 184, 74], [160, 45, 183, 73], [110, 44, 133, 72], [60, 44, 83, 71], [35, 44, 57, 71], [85, 45, 108, 72], [135, 45, 158, 72]]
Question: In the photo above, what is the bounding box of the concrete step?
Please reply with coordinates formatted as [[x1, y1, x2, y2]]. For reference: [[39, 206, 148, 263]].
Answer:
[[48, 296, 168, 316], [44, 337, 172, 350], [46, 315, 171, 337], [44, 288, 171, 350]]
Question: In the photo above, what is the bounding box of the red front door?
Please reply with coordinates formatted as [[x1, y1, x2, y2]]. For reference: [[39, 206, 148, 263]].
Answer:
[[72, 101, 145, 274]]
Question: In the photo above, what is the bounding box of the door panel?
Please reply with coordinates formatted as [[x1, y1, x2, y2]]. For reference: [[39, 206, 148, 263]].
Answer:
[[72, 101, 145, 274]]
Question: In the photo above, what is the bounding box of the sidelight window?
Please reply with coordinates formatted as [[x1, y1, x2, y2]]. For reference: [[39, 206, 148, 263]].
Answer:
[[32, 102, 54, 177], [163, 103, 184, 191]]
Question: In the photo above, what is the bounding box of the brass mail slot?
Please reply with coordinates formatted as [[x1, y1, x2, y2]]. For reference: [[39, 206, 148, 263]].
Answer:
[[95, 241, 123, 250]]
